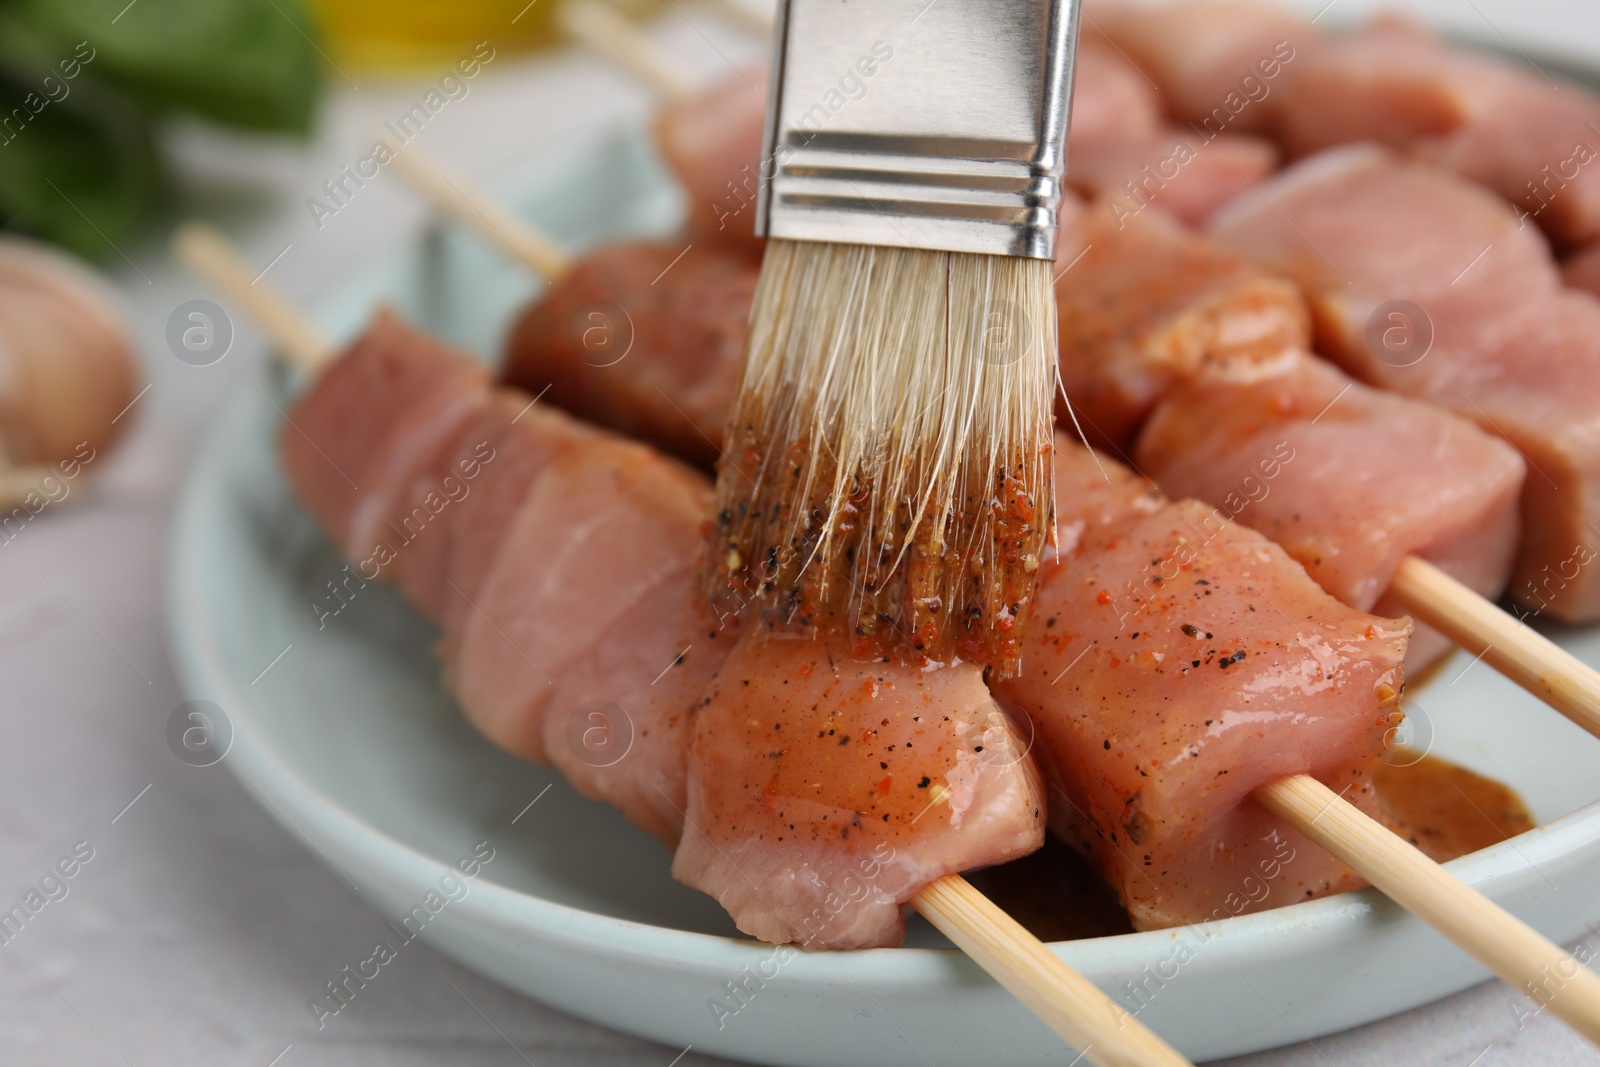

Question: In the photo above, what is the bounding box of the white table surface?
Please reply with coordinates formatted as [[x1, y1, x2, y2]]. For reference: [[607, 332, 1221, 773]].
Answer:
[[5, 2, 1600, 1064]]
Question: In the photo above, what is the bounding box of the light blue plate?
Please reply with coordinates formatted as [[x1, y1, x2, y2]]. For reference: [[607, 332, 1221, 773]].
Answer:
[[167, 127, 1600, 1064]]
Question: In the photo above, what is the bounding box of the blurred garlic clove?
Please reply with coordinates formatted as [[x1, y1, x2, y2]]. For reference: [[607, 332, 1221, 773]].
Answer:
[[0, 236, 139, 492]]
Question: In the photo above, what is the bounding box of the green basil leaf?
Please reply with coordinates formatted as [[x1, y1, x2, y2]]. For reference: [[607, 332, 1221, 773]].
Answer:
[[0, 71, 160, 259], [15, 0, 322, 133]]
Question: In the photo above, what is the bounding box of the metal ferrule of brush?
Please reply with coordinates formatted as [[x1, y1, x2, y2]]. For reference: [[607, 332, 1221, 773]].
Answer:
[[755, 0, 1080, 260]]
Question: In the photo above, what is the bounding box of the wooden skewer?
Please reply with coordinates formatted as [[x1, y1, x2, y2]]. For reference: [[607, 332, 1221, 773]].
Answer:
[[913, 876, 1190, 1067], [379, 140, 573, 283], [559, 0, 699, 102], [1258, 776, 1600, 1043], [1389, 555, 1600, 741], [171, 226, 325, 374], [171, 219, 1195, 1067]]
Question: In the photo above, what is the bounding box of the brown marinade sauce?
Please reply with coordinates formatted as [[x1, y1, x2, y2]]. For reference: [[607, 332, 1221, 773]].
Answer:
[[966, 750, 1533, 942]]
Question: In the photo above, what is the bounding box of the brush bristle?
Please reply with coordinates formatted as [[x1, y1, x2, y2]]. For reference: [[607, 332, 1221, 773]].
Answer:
[[705, 239, 1057, 674]]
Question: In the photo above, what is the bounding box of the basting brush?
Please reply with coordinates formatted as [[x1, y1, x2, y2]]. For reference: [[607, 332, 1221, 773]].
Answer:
[[705, 0, 1080, 674]]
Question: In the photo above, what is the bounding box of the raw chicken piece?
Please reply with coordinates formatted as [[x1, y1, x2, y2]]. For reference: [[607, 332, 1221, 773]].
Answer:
[[1052, 202, 1518, 666], [1066, 24, 1279, 228], [450, 428, 711, 760], [402, 393, 598, 628], [1270, 18, 1524, 159], [1136, 352, 1524, 667], [1210, 146, 1600, 620], [281, 309, 491, 560], [1055, 201, 1308, 452], [357, 385, 722, 843], [997, 440, 1410, 930], [501, 241, 756, 468], [540, 568, 730, 844], [284, 312, 731, 843], [1209, 145, 1557, 306], [1068, 128, 1278, 227], [1266, 17, 1600, 248], [1426, 81, 1600, 249], [675, 627, 1044, 948], [1091, 0, 1312, 136], [1067, 42, 1164, 149], [653, 69, 768, 255]]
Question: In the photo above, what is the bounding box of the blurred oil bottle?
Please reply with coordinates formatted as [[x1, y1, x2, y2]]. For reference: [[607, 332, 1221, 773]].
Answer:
[[310, 0, 662, 72]]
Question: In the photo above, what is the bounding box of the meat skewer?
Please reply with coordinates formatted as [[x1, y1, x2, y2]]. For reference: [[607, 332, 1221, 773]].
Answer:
[[1006, 441, 1413, 927], [1092, 2, 1600, 251], [177, 219, 1600, 1046], [1207, 147, 1600, 622], [172, 221, 1196, 1067], [1045, 201, 1600, 740], [1014, 442, 1600, 1040], [1260, 13, 1600, 250], [383, 140, 749, 468], [387, 6, 1600, 1036], [380, 141, 1600, 743], [443, 9, 1600, 725], [1131, 353, 1594, 734]]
